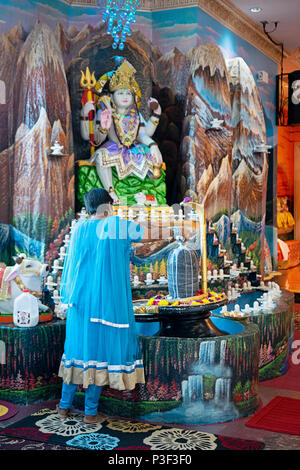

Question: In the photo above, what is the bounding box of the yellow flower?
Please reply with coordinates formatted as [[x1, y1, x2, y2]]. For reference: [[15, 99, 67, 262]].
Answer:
[[158, 300, 169, 306], [147, 298, 154, 305]]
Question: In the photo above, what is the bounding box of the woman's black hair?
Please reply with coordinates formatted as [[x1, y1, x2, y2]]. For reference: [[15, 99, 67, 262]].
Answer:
[[83, 188, 113, 215]]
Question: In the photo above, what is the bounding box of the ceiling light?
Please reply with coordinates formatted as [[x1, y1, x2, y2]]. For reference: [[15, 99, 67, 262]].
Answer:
[[250, 7, 262, 13], [99, 0, 140, 50]]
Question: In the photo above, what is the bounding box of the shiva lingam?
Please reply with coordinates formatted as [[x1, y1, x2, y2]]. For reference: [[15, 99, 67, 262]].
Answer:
[[134, 203, 228, 338]]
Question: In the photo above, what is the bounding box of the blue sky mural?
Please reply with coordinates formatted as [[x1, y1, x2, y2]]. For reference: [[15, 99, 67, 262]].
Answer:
[[0, 0, 100, 32]]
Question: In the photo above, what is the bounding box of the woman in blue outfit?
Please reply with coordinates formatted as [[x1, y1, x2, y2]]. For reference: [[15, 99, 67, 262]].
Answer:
[[57, 188, 146, 424]]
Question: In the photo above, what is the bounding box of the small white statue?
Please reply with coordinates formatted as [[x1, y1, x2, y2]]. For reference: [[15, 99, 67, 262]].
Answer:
[[50, 140, 64, 156], [208, 118, 224, 130]]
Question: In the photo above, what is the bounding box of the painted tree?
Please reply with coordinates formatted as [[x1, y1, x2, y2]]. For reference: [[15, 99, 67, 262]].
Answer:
[[160, 259, 167, 276], [266, 341, 274, 363], [14, 371, 25, 390], [51, 217, 59, 238]]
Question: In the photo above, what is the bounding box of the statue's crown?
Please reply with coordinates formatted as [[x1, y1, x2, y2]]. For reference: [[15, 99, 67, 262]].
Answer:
[[109, 60, 138, 94]]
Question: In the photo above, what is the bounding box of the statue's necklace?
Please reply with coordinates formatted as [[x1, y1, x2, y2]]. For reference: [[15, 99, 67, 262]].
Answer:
[[112, 106, 139, 148]]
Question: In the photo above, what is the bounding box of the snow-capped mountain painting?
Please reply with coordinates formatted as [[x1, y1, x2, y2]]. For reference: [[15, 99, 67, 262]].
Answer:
[[0, 0, 277, 271]]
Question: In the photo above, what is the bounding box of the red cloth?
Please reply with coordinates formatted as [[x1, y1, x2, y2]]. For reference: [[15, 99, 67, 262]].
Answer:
[[246, 396, 300, 435]]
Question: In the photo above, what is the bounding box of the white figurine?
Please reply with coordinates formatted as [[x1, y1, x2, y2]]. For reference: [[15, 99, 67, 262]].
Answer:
[[45, 276, 57, 291], [145, 273, 154, 285], [208, 118, 224, 130], [133, 275, 141, 287], [50, 140, 64, 156]]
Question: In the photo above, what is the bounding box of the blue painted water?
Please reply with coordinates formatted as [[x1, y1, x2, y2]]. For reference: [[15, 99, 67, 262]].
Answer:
[[139, 399, 240, 425], [213, 289, 276, 316]]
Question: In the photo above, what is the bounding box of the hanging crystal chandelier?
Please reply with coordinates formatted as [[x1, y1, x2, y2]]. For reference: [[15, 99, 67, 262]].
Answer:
[[98, 0, 141, 50]]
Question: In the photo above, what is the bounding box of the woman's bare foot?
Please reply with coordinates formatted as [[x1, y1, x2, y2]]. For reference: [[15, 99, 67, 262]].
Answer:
[[56, 405, 69, 419], [83, 414, 103, 424]]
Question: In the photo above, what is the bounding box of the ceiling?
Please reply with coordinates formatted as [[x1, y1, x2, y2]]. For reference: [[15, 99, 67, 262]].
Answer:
[[65, 0, 300, 56], [229, 0, 300, 52]]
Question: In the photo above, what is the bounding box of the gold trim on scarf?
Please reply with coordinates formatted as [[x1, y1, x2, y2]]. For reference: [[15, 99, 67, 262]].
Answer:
[[98, 147, 153, 180], [58, 361, 145, 390]]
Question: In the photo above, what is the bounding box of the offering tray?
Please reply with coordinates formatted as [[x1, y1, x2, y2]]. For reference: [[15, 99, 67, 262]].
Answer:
[[133, 292, 228, 338], [220, 312, 251, 321]]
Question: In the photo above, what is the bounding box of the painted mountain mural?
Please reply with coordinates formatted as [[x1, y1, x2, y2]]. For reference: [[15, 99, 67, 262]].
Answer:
[[0, 18, 273, 272], [155, 47, 191, 97], [227, 58, 269, 271], [179, 42, 232, 246], [227, 57, 268, 219], [0, 21, 74, 260]]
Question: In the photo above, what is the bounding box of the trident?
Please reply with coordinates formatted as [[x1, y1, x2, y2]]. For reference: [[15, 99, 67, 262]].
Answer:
[[80, 67, 97, 155]]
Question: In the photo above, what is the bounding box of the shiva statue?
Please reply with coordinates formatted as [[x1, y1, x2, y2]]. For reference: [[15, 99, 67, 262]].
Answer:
[[80, 59, 166, 205]]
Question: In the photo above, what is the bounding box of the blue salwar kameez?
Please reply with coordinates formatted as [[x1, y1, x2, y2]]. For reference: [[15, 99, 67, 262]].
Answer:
[[58, 215, 145, 391]]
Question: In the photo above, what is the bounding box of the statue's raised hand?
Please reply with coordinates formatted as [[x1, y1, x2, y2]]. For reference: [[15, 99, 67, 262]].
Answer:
[[100, 108, 112, 131], [148, 97, 161, 116]]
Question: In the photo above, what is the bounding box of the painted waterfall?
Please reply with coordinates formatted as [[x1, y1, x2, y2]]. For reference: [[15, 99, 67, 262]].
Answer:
[[140, 339, 240, 425]]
